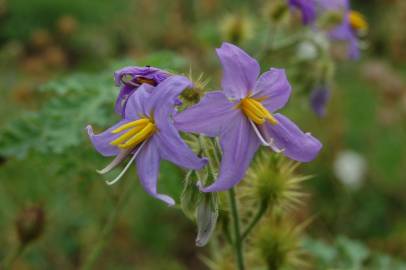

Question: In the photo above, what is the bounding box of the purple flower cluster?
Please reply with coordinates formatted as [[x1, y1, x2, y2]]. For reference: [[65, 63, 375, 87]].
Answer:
[[288, 0, 317, 25], [288, 0, 367, 60], [87, 43, 322, 204], [317, 0, 361, 59]]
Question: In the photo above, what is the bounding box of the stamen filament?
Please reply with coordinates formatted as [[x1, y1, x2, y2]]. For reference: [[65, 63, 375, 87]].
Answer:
[[105, 141, 146, 185], [249, 120, 271, 146], [97, 148, 132, 174], [112, 119, 150, 134]]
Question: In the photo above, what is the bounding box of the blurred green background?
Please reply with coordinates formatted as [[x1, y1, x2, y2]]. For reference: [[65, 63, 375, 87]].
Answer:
[[0, 0, 405, 269]]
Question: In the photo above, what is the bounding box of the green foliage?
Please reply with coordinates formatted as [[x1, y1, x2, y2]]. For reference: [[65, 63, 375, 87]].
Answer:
[[0, 0, 126, 42], [303, 236, 406, 270], [0, 70, 116, 158], [0, 53, 188, 159]]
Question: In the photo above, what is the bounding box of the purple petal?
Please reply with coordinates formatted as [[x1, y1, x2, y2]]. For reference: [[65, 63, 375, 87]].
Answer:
[[263, 114, 322, 162], [86, 119, 129, 157], [348, 35, 360, 60], [114, 66, 171, 115], [154, 123, 207, 170], [317, 0, 347, 12], [318, 0, 360, 60], [148, 75, 193, 122], [114, 66, 170, 87], [115, 85, 135, 116], [317, 0, 348, 39], [201, 116, 261, 192], [288, 0, 317, 25], [216, 42, 260, 99], [174, 91, 240, 137], [310, 86, 331, 117], [123, 84, 155, 119], [136, 140, 175, 206], [252, 68, 292, 113]]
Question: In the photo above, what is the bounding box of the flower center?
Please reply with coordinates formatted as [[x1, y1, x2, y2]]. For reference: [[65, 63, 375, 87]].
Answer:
[[135, 76, 158, 86], [348, 10, 368, 31], [240, 97, 278, 125], [110, 118, 156, 149]]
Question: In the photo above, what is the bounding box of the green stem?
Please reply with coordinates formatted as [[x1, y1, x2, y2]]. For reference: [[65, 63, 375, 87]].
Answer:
[[81, 182, 132, 270], [241, 200, 268, 240], [2, 244, 24, 270], [228, 188, 245, 270]]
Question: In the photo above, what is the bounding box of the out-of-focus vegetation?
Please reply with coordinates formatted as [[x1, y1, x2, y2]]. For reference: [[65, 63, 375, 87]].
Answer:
[[0, 0, 405, 269]]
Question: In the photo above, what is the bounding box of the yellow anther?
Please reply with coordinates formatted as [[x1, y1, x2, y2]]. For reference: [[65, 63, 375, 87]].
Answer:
[[240, 97, 278, 125], [110, 118, 156, 149], [118, 122, 156, 149], [112, 118, 150, 134], [242, 106, 265, 125], [110, 125, 146, 146], [348, 10, 368, 31]]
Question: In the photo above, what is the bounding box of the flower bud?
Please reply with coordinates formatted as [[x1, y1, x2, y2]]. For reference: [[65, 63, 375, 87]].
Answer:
[[181, 171, 203, 219], [0, 155, 7, 166], [15, 205, 45, 245], [57, 15, 77, 36], [195, 193, 219, 247], [263, 0, 289, 24], [317, 11, 344, 31]]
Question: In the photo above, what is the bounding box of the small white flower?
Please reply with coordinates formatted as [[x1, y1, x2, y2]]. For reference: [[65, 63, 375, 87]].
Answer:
[[334, 150, 367, 190], [296, 41, 318, 60]]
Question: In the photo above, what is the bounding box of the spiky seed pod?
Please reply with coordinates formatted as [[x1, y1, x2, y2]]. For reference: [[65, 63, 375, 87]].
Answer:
[[251, 216, 308, 270], [202, 246, 236, 270], [16, 205, 45, 246], [263, 0, 289, 24], [219, 14, 254, 45], [240, 150, 310, 214], [180, 72, 209, 106]]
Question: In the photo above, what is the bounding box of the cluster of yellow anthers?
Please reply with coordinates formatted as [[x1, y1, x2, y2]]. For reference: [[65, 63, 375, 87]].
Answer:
[[239, 97, 278, 125], [348, 10, 368, 31], [110, 118, 156, 149]]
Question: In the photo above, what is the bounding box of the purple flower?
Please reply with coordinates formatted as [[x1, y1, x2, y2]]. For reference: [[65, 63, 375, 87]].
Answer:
[[114, 66, 171, 116], [174, 43, 322, 192], [318, 0, 367, 59], [87, 76, 207, 205], [310, 86, 331, 117], [288, 0, 317, 25]]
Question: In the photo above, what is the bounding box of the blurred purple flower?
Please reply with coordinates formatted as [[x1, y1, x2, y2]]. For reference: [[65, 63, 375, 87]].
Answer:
[[310, 86, 331, 117], [87, 76, 207, 205], [175, 43, 322, 192], [318, 0, 367, 59], [288, 0, 317, 25], [114, 66, 171, 116]]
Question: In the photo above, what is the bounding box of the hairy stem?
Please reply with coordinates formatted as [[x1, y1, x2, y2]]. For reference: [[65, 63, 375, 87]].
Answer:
[[228, 188, 245, 270], [81, 181, 132, 270], [241, 200, 268, 240], [2, 244, 24, 270]]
